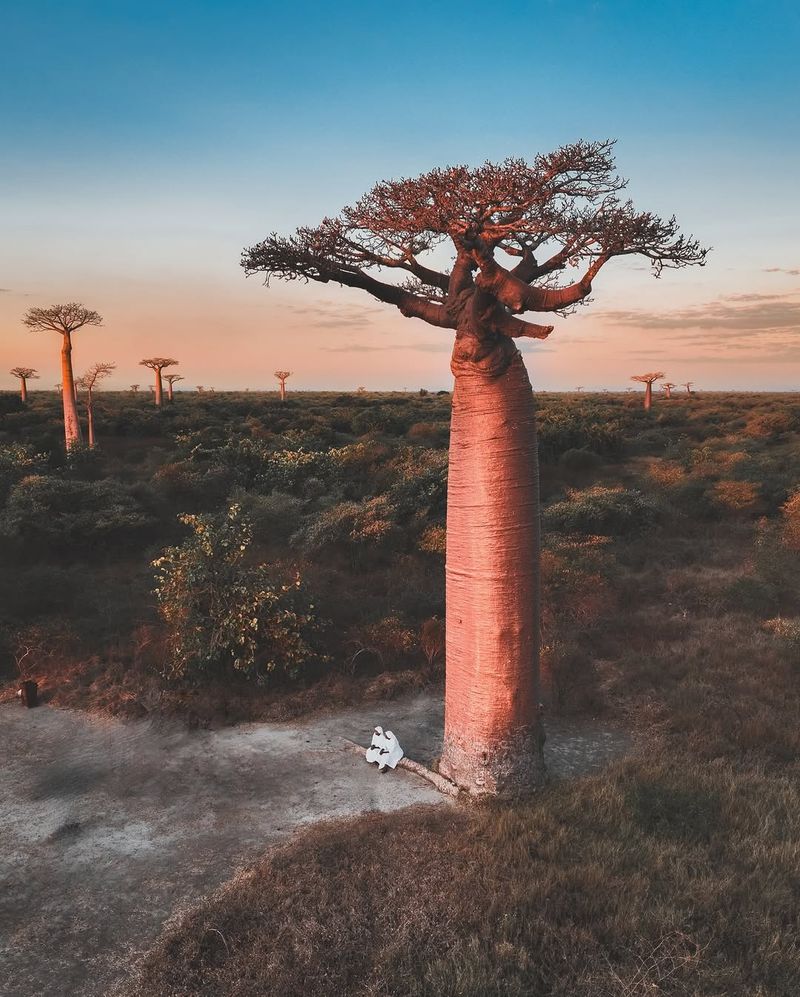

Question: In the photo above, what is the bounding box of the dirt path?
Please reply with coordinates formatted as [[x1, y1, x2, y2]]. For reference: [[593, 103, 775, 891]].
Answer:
[[0, 693, 629, 997]]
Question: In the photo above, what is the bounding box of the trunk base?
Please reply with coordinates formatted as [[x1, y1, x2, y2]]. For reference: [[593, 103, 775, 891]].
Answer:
[[439, 723, 546, 798]]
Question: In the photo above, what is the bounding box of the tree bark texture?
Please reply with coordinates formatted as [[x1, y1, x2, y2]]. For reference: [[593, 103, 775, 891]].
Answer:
[[154, 370, 164, 407], [439, 349, 545, 796], [86, 388, 95, 448], [644, 382, 652, 411], [60, 333, 82, 449], [19, 378, 28, 402]]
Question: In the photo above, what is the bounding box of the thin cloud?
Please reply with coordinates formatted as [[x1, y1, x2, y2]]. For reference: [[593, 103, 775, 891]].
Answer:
[[763, 267, 800, 276], [286, 301, 384, 329], [596, 291, 800, 337]]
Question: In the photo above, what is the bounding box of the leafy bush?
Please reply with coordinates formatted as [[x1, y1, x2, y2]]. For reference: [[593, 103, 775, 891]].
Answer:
[[153, 505, 326, 681], [543, 486, 662, 537], [723, 576, 779, 616], [558, 448, 603, 472], [298, 496, 398, 553], [1, 475, 149, 551]]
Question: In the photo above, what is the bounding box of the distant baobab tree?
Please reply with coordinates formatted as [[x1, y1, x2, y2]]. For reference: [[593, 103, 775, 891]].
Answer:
[[23, 302, 103, 449], [683, 381, 694, 395], [130, 384, 140, 395], [242, 139, 706, 796], [357, 386, 367, 393], [140, 357, 178, 407], [631, 372, 665, 411], [77, 362, 115, 447], [661, 381, 676, 399], [196, 385, 204, 393], [574, 386, 584, 392], [274, 370, 292, 401], [163, 372, 184, 401], [10, 366, 38, 402], [54, 383, 62, 393]]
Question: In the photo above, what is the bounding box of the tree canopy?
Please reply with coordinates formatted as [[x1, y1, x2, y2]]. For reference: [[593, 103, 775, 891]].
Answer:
[[242, 140, 707, 364], [23, 303, 103, 335]]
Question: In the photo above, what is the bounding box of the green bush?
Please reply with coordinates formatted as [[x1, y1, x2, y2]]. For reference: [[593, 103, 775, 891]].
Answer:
[[1, 474, 149, 551], [543, 486, 662, 537], [153, 504, 327, 681]]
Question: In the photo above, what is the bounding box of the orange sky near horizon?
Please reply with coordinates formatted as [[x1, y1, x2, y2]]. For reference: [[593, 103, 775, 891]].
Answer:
[[2, 257, 798, 394]]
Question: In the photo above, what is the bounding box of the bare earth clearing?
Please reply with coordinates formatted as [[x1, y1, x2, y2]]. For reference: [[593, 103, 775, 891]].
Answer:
[[0, 693, 628, 997]]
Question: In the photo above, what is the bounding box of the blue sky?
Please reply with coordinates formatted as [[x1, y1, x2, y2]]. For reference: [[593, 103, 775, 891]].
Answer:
[[2, 0, 799, 390]]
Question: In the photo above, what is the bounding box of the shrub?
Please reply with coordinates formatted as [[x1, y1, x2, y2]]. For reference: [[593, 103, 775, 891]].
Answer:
[[298, 496, 398, 553], [763, 617, 800, 649], [1, 475, 149, 551], [781, 489, 800, 551], [712, 479, 761, 515], [558, 448, 603, 472], [543, 486, 662, 537], [723, 575, 779, 616], [153, 505, 326, 682]]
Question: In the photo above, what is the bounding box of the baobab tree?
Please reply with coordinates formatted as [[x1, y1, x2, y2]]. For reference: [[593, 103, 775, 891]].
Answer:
[[661, 381, 676, 399], [130, 384, 140, 395], [684, 381, 694, 395], [77, 362, 115, 447], [631, 372, 665, 411], [10, 366, 38, 402], [196, 385, 205, 393], [23, 303, 103, 449], [140, 357, 178, 407], [242, 139, 706, 796], [274, 370, 292, 401], [574, 386, 584, 392], [163, 372, 185, 401]]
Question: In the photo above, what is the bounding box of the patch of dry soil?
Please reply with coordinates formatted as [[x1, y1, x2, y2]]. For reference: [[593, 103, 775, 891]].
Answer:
[[0, 693, 629, 997]]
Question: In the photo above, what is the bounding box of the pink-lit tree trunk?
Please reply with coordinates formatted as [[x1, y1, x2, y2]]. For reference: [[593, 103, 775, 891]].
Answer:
[[441, 350, 544, 793], [60, 332, 82, 447]]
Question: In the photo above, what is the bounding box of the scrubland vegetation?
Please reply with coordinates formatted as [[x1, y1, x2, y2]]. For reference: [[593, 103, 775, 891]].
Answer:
[[3, 386, 800, 994]]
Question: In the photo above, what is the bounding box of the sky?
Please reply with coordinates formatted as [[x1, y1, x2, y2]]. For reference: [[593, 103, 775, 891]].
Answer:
[[1, 0, 799, 392]]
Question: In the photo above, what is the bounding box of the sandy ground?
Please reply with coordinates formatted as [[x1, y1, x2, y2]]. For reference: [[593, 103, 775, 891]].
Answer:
[[0, 692, 629, 997]]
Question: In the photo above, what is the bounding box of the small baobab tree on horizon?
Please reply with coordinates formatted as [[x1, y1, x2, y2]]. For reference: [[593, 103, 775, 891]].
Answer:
[[77, 362, 115, 447], [631, 372, 665, 411], [10, 367, 38, 402], [23, 302, 103, 449], [242, 139, 706, 796], [130, 384, 140, 395], [196, 385, 204, 393], [163, 372, 185, 401], [140, 357, 178, 407], [274, 370, 292, 401], [661, 381, 676, 399], [684, 381, 694, 395]]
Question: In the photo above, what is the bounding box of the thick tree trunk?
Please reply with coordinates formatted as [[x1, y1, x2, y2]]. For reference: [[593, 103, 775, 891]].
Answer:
[[439, 350, 545, 796], [154, 370, 164, 407], [60, 333, 82, 449], [644, 382, 652, 411], [19, 378, 27, 402], [279, 380, 286, 402], [167, 382, 174, 402]]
